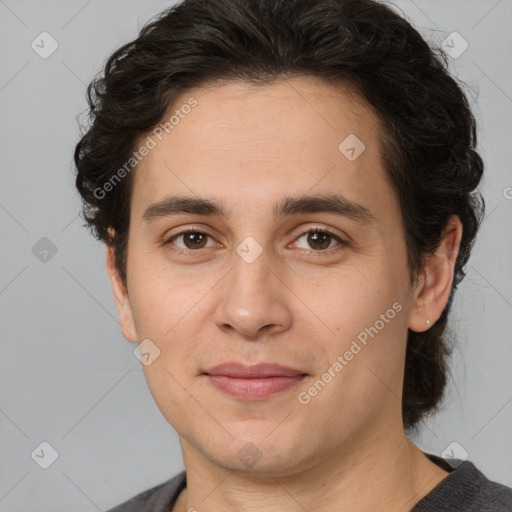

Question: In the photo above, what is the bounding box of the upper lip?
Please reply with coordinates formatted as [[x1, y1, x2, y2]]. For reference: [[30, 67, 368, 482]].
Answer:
[[204, 362, 307, 378]]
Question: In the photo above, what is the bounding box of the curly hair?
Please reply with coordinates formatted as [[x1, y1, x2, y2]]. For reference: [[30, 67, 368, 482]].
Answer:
[[74, 0, 484, 431]]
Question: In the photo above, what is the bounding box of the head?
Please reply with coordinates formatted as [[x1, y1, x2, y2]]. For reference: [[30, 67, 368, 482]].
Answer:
[[75, 0, 484, 472]]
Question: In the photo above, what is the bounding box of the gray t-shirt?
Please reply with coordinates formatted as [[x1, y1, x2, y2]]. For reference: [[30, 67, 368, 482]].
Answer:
[[106, 453, 512, 511]]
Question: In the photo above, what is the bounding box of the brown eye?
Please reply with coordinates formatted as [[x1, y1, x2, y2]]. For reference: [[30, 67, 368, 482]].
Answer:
[[183, 232, 207, 249], [307, 232, 331, 250], [294, 230, 341, 251], [168, 231, 214, 250]]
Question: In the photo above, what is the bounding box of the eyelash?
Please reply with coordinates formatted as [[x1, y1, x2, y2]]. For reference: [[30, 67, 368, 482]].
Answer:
[[163, 226, 345, 254]]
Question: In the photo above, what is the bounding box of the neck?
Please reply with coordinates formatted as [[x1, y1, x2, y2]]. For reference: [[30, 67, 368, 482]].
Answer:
[[175, 428, 448, 512]]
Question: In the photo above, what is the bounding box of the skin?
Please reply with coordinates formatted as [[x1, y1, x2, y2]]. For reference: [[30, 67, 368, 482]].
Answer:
[[106, 76, 462, 512]]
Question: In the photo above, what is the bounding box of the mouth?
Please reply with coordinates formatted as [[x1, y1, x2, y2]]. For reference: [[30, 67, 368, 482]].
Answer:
[[202, 362, 308, 401]]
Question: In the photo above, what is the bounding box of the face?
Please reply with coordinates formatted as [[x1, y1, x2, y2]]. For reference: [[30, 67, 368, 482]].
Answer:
[[110, 76, 421, 475]]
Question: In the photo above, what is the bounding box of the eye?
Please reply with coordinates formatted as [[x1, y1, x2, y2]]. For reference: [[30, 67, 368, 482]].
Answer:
[[293, 229, 342, 251], [164, 228, 343, 253], [166, 230, 216, 250]]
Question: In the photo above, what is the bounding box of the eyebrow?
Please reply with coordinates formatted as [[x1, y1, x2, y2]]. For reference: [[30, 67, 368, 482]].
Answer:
[[141, 194, 374, 224]]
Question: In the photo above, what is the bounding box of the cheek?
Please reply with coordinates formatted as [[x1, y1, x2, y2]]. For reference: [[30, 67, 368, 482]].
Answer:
[[127, 253, 210, 338], [301, 262, 405, 335], [298, 305, 408, 433], [308, 264, 409, 393], [127, 268, 209, 413], [142, 360, 208, 441]]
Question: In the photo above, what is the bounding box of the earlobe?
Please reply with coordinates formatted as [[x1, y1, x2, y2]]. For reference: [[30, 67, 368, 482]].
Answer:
[[408, 216, 463, 332], [105, 242, 138, 343]]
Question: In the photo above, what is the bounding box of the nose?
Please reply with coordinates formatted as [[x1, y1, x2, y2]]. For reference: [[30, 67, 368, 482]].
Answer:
[[213, 252, 292, 339]]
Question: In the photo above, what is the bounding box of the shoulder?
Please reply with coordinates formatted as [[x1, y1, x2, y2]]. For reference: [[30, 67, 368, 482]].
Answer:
[[106, 471, 186, 512], [413, 458, 512, 512]]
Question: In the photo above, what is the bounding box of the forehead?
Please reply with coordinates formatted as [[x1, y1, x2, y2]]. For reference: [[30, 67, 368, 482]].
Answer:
[[131, 76, 391, 216]]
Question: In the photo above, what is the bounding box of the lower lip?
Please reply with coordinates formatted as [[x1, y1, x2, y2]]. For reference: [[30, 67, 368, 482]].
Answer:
[[206, 375, 306, 400]]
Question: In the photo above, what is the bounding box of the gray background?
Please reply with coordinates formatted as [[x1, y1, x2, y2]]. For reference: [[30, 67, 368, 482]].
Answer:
[[0, 0, 511, 510]]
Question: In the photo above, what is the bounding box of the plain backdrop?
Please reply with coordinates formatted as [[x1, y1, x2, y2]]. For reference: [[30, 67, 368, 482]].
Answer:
[[0, 0, 511, 510]]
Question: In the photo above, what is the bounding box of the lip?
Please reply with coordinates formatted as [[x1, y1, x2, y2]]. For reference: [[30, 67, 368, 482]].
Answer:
[[204, 362, 306, 378], [203, 362, 307, 401]]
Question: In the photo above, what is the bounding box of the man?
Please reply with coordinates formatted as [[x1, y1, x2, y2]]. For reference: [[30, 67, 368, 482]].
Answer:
[[74, 0, 512, 510]]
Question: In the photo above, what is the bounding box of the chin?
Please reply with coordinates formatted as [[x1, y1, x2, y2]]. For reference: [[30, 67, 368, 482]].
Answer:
[[201, 435, 311, 477]]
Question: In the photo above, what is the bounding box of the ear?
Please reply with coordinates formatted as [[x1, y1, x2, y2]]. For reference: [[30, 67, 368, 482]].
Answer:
[[106, 238, 138, 343], [408, 216, 463, 332]]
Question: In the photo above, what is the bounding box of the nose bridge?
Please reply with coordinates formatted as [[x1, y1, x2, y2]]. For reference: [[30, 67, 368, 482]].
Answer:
[[213, 245, 292, 337], [231, 251, 272, 299]]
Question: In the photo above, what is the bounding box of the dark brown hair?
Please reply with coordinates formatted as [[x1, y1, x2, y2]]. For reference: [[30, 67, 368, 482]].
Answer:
[[74, 0, 484, 431]]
